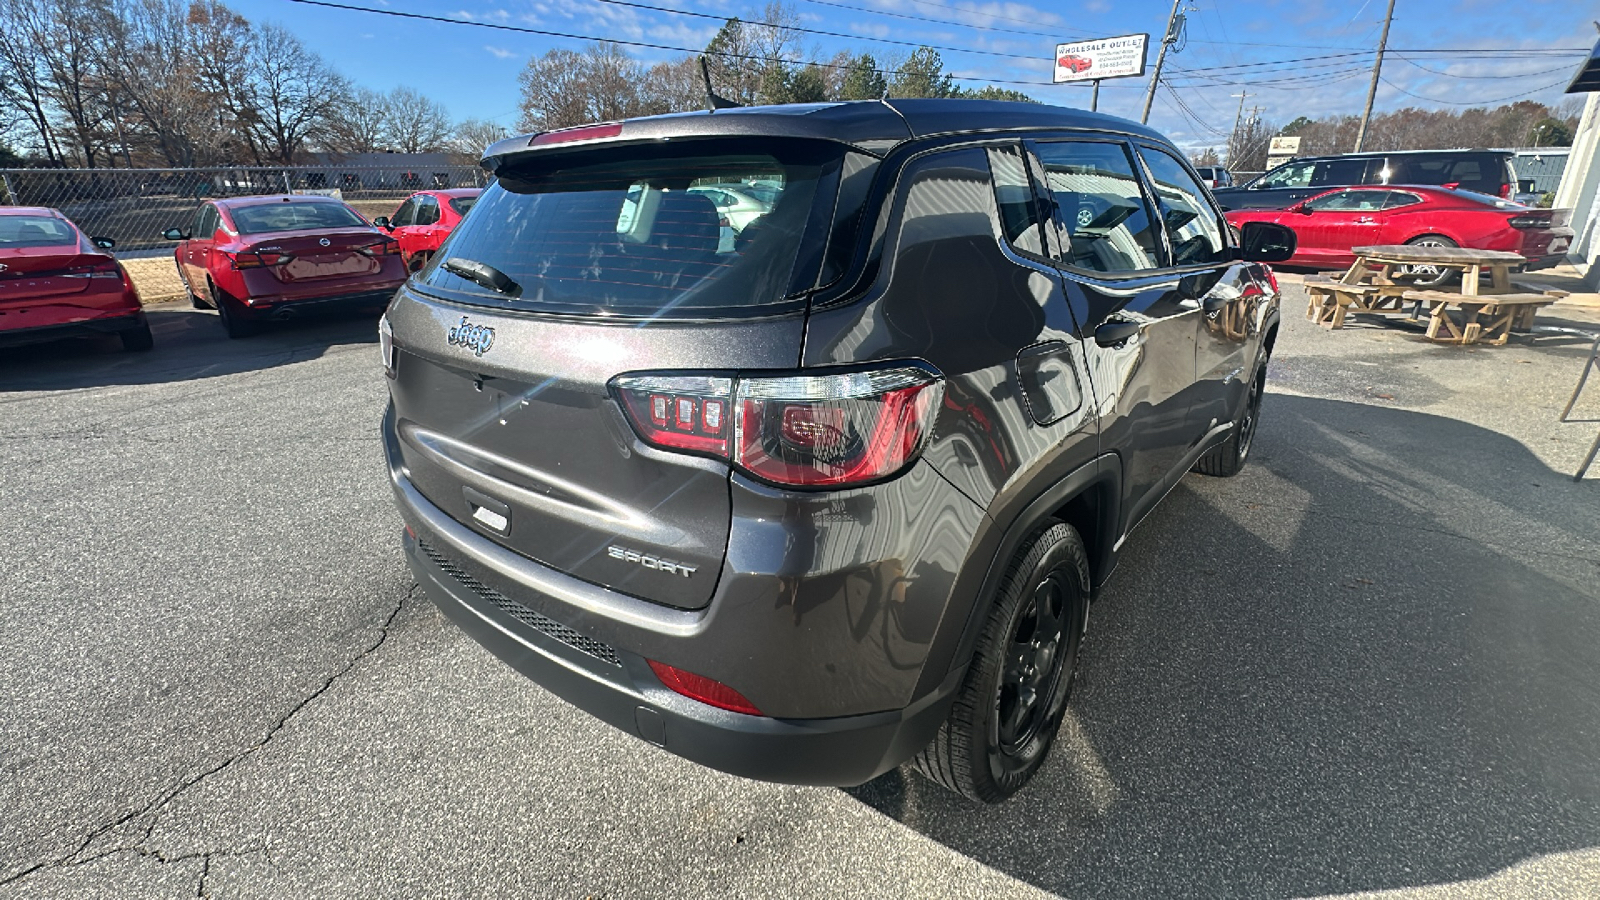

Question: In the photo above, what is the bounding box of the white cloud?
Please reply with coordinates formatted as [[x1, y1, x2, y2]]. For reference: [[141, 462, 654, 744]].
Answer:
[[485, 45, 516, 58]]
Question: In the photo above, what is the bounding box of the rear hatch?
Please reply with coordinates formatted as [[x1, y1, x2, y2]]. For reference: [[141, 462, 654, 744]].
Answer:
[[1506, 207, 1574, 257], [387, 136, 846, 609], [0, 214, 111, 306], [234, 228, 392, 284]]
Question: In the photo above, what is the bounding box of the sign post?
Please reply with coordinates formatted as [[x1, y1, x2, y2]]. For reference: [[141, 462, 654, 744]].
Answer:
[[1054, 34, 1149, 112]]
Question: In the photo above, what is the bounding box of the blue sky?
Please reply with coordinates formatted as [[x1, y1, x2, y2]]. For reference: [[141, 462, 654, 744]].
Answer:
[[249, 0, 1596, 148]]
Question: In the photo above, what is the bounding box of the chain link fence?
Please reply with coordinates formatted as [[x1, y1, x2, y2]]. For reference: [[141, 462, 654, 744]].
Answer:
[[0, 164, 491, 252]]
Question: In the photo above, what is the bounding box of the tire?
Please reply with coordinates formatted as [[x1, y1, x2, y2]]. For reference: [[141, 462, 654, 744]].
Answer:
[[120, 321, 154, 352], [209, 280, 259, 339], [407, 251, 431, 274], [1194, 350, 1267, 477], [910, 520, 1091, 802], [1400, 235, 1459, 289]]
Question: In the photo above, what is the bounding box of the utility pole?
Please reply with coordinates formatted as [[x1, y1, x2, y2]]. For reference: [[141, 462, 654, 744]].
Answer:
[[1353, 0, 1397, 153], [1141, 0, 1185, 125], [1228, 91, 1250, 167]]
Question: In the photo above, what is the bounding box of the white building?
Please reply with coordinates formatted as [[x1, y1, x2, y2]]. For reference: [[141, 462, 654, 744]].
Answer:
[[1555, 39, 1600, 289]]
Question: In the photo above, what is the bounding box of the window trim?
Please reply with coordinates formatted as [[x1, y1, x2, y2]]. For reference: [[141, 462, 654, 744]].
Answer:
[[1133, 140, 1236, 273], [1025, 135, 1171, 279], [986, 142, 1057, 267]]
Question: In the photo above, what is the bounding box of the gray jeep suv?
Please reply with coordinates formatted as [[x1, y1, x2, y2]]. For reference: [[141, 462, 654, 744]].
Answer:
[[381, 100, 1294, 802]]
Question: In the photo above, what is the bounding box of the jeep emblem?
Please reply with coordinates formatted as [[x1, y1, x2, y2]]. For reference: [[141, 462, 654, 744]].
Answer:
[[447, 316, 495, 357]]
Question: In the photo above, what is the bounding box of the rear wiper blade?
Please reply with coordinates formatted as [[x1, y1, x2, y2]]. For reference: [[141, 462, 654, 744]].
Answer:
[[442, 258, 519, 295]]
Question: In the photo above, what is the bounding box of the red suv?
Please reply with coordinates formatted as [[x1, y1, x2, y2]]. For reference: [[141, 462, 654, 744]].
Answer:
[[164, 195, 405, 338], [0, 207, 150, 352], [375, 189, 482, 272]]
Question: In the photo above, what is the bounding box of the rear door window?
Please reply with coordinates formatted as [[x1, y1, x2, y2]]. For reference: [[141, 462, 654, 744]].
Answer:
[[1032, 140, 1161, 274], [987, 145, 1047, 257], [415, 196, 440, 226], [414, 139, 839, 318], [1311, 157, 1381, 187]]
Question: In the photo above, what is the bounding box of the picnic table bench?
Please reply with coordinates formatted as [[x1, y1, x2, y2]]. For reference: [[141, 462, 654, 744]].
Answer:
[[1303, 245, 1565, 345]]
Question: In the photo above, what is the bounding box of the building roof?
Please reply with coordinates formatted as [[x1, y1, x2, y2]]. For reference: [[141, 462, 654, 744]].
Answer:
[[1566, 35, 1600, 94]]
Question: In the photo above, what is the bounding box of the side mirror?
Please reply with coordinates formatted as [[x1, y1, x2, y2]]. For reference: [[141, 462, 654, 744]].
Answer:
[[91, 236, 115, 249], [1094, 319, 1141, 348], [373, 216, 392, 230], [1240, 221, 1297, 263], [162, 228, 188, 241], [1294, 202, 1314, 215]]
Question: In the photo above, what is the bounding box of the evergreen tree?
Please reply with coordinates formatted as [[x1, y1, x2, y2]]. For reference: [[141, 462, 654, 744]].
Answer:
[[839, 53, 886, 101], [888, 48, 955, 99]]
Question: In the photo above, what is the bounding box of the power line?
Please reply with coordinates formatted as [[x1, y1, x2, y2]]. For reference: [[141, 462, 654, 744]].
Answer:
[[585, 0, 1044, 61], [795, 0, 1088, 40], [1378, 74, 1576, 106], [286, 0, 1067, 88], [1390, 55, 1578, 80]]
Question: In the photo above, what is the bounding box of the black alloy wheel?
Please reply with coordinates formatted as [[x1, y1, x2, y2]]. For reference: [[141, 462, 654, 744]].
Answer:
[[210, 281, 259, 339], [1401, 235, 1459, 289], [911, 521, 1090, 802]]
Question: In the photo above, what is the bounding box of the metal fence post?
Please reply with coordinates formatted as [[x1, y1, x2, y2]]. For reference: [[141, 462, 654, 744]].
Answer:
[[0, 173, 14, 205], [282, 171, 293, 194]]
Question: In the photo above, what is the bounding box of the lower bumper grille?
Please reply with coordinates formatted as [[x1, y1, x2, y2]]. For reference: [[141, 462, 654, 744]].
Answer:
[[418, 540, 623, 668]]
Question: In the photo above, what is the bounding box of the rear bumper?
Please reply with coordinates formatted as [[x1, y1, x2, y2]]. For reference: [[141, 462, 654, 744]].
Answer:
[[404, 523, 961, 787], [1521, 253, 1566, 272], [383, 400, 979, 786], [0, 309, 146, 348], [239, 287, 401, 316]]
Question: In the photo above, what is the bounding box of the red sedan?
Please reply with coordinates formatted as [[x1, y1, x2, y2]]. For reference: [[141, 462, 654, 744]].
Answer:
[[1225, 185, 1574, 283], [165, 195, 405, 338], [374, 188, 481, 272], [0, 207, 150, 352]]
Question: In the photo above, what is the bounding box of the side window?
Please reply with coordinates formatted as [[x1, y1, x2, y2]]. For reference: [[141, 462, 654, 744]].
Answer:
[[391, 198, 417, 227], [189, 204, 211, 238], [1255, 161, 1314, 190], [1137, 146, 1227, 267], [1033, 140, 1160, 274], [415, 196, 440, 226], [987, 145, 1045, 257], [1311, 157, 1379, 187], [1383, 191, 1424, 210]]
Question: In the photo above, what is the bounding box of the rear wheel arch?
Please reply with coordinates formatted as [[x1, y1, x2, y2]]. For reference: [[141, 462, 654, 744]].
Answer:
[[934, 454, 1122, 687]]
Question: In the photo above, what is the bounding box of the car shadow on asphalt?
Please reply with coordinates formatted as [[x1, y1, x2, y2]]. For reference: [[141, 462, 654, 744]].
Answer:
[[0, 301, 384, 393], [846, 393, 1600, 899]]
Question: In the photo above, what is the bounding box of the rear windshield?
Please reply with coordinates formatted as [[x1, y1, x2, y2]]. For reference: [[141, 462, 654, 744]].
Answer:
[[0, 215, 76, 247], [448, 196, 477, 216], [231, 201, 367, 235], [414, 139, 839, 318]]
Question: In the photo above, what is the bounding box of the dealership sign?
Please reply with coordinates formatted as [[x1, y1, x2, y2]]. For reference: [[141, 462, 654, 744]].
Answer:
[[1268, 136, 1302, 156], [1053, 34, 1149, 83]]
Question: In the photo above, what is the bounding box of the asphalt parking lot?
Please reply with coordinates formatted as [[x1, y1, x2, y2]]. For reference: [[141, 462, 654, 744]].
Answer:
[[2, 290, 1599, 899]]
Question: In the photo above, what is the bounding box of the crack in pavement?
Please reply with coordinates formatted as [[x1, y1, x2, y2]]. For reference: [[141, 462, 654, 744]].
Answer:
[[0, 584, 416, 889]]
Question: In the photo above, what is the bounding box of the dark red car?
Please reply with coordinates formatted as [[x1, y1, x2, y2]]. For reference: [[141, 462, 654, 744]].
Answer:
[[1225, 185, 1574, 278], [165, 195, 405, 338], [0, 207, 150, 352], [374, 189, 482, 272]]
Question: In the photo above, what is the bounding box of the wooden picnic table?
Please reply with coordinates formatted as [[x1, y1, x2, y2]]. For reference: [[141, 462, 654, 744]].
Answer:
[[1304, 244, 1563, 345]]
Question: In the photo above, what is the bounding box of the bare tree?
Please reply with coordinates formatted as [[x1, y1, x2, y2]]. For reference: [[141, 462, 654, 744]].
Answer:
[[449, 116, 510, 159], [641, 55, 704, 115], [383, 86, 450, 153], [321, 87, 391, 154], [242, 24, 342, 163], [517, 43, 647, 131], [0, 0, 63, 162]]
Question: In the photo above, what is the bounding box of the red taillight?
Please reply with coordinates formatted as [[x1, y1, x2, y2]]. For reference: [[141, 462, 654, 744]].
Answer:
[[1499, 183, 1513, 199], [1507, 214, 1549, 229], [62, 259, 122, 280], [360, 239, 401, 257], [646, 660, 762, 715], [228, 249, 294, 269], [529, 122, 623, 147], [614, 375, 733, 456], [611, 366, 943, 488]]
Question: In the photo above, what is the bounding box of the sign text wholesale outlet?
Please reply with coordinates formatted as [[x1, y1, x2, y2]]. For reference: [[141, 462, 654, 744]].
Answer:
[[1053, 34, 1149, 83]]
